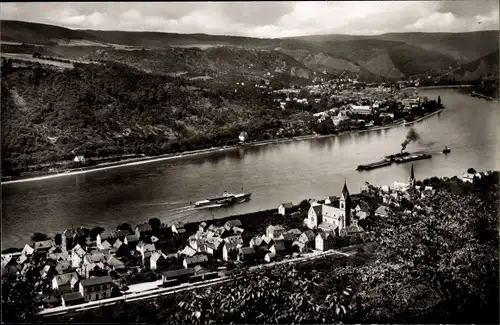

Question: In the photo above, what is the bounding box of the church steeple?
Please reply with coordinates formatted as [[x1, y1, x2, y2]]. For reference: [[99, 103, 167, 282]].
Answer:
[[340, 178, 352, 230], [409, 164, 415, 188], [341, 177, 350, 200]]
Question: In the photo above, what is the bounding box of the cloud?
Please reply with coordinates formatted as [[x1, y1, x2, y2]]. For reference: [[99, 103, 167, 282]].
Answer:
[[1, 1, 498, 37]]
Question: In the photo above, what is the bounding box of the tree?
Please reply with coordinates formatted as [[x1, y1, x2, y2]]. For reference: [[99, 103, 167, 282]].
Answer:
[[54, 233, 62, 246], [89, 227, 105, 241], [117, 223, 133, 233], [1, 273, 43, 323], [31, 232, 49, 242], [148, 218, 161, 230]]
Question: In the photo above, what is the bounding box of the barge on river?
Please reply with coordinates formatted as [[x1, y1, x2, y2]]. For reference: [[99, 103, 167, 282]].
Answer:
[[357, 159, 392, 171], [394, 153, 432, 164]]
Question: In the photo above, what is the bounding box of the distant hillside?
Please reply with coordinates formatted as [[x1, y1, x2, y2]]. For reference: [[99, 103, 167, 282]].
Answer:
[[453, 49, 499, 81], [1, 20, 496, 82], [0, 20, 101, 45], [279, 39, 456, 79], [291, 30, 499, 63]]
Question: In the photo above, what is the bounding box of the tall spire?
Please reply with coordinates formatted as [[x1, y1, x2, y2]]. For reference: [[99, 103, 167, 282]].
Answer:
[[342, 177, 350, 199], [410, 164, 415, 180]]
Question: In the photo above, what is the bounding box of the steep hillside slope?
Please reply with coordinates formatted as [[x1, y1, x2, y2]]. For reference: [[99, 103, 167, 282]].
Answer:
[[0, 62, 301, 174]]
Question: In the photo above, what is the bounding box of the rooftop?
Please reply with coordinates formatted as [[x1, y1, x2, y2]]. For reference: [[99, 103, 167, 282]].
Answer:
[[80, 275, 112, 287], [163, 268, 195, 279], [61, 292, 84, 302]]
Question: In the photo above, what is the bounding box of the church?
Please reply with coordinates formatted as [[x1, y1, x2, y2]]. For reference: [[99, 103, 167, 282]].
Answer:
[[304, 180, 353, 235]]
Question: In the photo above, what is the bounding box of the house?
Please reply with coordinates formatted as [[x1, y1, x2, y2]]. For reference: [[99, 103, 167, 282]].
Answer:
[[269, 241, 286, 255], [264, 252, 276, 263], [375, 206, 390, 218], [109, 229, 132, 241], [285, 228, 302, 241], [292, 240, 307, 253], [106, 256, 126, 272], [232, 226, 244, 235], [56, 261, 73, 274], [124, 235, 139, 250], [1, 255, 19, 275], [61, 292, 84, 307], [299, 230, 316, 246], [193, 265, 207, 275], [205, 237, 224, 258], [79, 275, 113, 302], [351, 105, 372, 115], [171, 222, 186, 235], [222, 242, 240, 261], [249, 235, 264, 248], [180, 245, 197, 257], [183, 254, 209, 269], [82, 252, 108, 278], [150, 251, 169, 271], [136, 243, 156, 264], [33, 239, 54, 255], [17, 253, 29, 266], [71, 244, 87, 268], [21, 244, 34, 256], [266, 225, 286, 239], [237, 247, 256, 262], [74, 155, 86, 164], [48, 246, 70, 261], [52, 272, 79, 294], [223, 235, 243, 247], [112, 240, 131, 257], [40, 264, 56, 280], [134, 223, 153, 240], [199, 222, 208, 232], [278, 202, 294, 216], [42, 295, 60, 308], [315, 232, 335, 251], [162, 268, 195, 283], [224, 219, 243, 231], [62, 228, 86, 251], [96, 230, 116, 248]]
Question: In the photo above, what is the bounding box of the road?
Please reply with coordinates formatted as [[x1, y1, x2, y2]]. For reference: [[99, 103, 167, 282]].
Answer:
[[39, 249, 353, 317]]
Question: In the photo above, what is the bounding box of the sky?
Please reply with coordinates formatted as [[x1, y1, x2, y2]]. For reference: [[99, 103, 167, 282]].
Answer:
[[1, 1, 498, 38]]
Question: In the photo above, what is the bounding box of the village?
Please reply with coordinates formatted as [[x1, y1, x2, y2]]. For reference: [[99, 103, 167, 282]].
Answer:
[[249, 72, 440, 138], [1, 165, 492, 310]]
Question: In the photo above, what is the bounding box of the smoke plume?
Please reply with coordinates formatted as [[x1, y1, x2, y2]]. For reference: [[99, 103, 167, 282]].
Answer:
[[401, 128, 420, 152]]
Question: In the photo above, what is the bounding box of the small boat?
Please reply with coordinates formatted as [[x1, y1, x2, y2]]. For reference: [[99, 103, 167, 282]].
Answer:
[[443, 146, 451, 154]]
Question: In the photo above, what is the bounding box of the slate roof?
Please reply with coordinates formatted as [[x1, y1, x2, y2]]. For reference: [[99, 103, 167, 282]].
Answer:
[[301, 230, 315, 241], [239, 247, 256, 255], [62, 292, 84, 302], [225, 219, 243, 228], [54, 272, 78, 286], [163, 268, 195, 279], [136, 223, 152, 232], [185, 255, 209, 265], [125, 235, 139, 243], [280, 202, 294, 209], [80, 275, 112, 287], [34, 240, 53, 250], [318, 222, 339, 232], [272, 241, 286, 252], [375, 206, 389, 217], [317, 232, 334, 240]]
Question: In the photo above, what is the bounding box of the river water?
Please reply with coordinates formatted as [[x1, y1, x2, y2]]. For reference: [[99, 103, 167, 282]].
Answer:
[[2, 89, 499, 249]]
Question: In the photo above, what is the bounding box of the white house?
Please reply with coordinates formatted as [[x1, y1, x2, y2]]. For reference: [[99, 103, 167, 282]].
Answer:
[[73, 155, 86, 163], [278, 202, 294, 216], [350, 105, 372, 115], [315, 232, 335, 251]]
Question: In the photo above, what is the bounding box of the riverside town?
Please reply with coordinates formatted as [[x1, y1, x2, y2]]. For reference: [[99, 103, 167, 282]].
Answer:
[[1, 2, 499, 324]]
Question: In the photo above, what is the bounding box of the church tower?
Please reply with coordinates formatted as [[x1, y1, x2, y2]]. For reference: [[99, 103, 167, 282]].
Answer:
[[409, 164, 415, 188], [339, 178, 352, 229]]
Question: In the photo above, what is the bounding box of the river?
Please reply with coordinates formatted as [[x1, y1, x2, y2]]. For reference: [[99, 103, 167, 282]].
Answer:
[[2, 89, 499, 249]]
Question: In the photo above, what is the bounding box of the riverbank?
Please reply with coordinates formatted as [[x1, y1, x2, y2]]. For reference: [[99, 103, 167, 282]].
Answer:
[[1, 108, 444, 185]]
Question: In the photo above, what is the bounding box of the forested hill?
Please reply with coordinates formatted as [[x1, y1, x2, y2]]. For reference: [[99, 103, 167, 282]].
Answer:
[[0, 62, 304, 175]]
